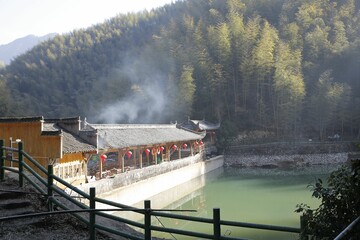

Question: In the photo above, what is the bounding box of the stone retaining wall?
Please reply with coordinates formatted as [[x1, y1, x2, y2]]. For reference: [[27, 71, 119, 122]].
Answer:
[[224, 152, 352, 168]]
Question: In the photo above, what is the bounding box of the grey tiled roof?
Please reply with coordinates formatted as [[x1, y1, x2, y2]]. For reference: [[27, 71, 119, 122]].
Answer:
[[191, 120, 220, 131], [88, 124, 204, 149], [43, 123, 59, 131], [0, 116, 44, 123], [178, 119, 220, 131], [62, 130, 96, 153], [43, 123, 96, 153]]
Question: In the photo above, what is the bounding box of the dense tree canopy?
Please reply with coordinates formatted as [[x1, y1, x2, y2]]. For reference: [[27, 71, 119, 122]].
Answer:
[[0, 0, 359, 138]]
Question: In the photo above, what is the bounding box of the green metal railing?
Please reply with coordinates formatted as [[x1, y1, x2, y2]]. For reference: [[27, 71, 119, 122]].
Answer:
[[334, 216, 360, 240], [0, 139, 303, 240]]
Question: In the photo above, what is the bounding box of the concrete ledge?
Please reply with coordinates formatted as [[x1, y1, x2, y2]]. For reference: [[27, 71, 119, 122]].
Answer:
[[77, 155, 223, 206]]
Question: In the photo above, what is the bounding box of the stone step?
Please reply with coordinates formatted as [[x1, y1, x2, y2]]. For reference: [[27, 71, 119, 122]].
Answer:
[[0, 199, 32, 210], [0, 207, 36, 218], [0, 190, 26, 200]]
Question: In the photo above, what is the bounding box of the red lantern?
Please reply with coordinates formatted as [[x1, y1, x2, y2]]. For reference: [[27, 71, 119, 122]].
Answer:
[[160, 146, 165, 152], [182, 143, 188, 149], [125, 150, 132, 159], [144, 149, 150, 157], [200, 141, 204, 146], [100, 154, 107, 163], [172, 145, 177, 151]]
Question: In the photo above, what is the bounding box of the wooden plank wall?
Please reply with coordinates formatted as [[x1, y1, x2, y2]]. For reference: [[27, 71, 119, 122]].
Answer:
[[0, 121, 61, 168]]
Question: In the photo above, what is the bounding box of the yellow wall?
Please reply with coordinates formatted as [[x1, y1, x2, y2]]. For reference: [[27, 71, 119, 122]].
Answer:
[[61, 152, 85, 163], [0, 121, 80, 168]]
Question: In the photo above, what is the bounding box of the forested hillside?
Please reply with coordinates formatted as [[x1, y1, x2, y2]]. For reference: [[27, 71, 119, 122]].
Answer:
[[0, 0, 359, 139]]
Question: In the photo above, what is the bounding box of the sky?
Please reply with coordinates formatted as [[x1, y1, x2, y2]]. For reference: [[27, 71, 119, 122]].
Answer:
[[0, 0, 176, 45]]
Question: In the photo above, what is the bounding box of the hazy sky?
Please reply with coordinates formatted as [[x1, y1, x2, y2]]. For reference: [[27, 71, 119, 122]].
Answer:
[[0, 0, 176, 45]]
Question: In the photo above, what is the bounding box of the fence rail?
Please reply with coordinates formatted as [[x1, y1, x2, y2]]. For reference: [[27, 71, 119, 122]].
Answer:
[[1, 139, 305, 240]]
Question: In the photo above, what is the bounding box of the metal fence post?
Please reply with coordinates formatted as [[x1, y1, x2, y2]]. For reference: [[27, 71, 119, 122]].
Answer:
[[213, 208, 221, 239], [18, 142, 23, 187], [89, 187, 96, 240], [0, 140, 4, 181], [300, 215, 308, 240], [144, 200, 151, 240], [47, 164, 53, 211]]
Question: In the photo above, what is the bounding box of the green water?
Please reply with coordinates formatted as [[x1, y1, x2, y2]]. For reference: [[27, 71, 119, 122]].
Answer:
[[151, 164, 341, 240]]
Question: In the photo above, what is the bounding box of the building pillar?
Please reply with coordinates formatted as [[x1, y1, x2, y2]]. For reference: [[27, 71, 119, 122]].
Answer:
[[166, 145, 170, 161], [139, 149, 143, 168], [178, 143, 181, 159], [190, 142, 194, 156], [121, 154, 125, 173], [154, 150, 158, 165], [118, 150, 123, 169], [134, 149, 137, 168]]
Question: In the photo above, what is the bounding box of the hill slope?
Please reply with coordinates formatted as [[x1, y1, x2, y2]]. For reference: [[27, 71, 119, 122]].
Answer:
[[0, 0, 359, 139]]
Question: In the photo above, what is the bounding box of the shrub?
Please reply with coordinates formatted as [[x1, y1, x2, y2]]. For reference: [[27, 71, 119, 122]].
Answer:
[[296, 161, 360, 239]]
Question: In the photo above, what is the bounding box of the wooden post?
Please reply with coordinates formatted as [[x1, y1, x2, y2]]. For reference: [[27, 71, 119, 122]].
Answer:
[[133, 148, 137, 168], [139, 149, 143, 169], [121, 154, 125, 173], [0, 140, 4, 181], [89, 187, 96, 240], [166, 145, 170, 161], [155, 151, 158, 165], [99, 155, 103, 179], [190, 141, 194, 156], [213, 208, 221, 239], [144, 200, 151, 240], [18, 142, 24, 187], [119, 151, 122, 171], [178, 143, 181, 160], [48, 165, 54, 211], [147, 150, 150, 166]]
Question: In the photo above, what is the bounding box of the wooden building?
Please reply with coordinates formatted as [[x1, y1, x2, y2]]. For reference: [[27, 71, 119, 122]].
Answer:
[[0, 116, 96, 181], [0, 116, 205, 181]]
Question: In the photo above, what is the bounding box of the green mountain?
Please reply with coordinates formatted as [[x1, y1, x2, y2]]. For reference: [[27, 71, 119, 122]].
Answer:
[[0, 0, 360, 139]]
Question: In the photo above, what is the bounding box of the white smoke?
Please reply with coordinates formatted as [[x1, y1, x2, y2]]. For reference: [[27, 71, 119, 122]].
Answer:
[[96, 79, 167, 123], [93, 48, 174, 124]]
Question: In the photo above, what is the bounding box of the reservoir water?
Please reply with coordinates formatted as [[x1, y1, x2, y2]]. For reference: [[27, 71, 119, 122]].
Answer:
[[116, 163, 342, 239]]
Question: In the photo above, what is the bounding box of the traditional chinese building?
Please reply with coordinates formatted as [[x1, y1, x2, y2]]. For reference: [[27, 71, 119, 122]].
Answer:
[[178, 118, 220, 156], [0, 116, 205, 182], [80, 121, 205, 178]]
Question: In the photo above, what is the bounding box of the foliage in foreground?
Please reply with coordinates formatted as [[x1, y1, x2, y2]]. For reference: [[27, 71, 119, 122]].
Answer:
[[296, 161, 360, 239]]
